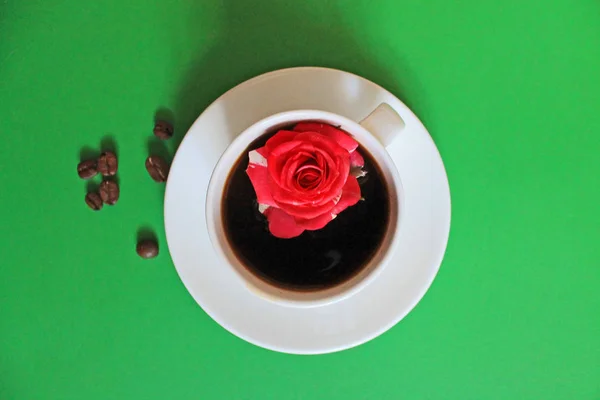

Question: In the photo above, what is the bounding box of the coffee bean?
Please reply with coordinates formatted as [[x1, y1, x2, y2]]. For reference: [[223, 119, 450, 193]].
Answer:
[[85, 192, 103, 211], [137, 239, 159, 259], [145, 155, 169, 182], [153, 120, 173, 140], [99, 180, 119, 205], [97, 151, 118, 176], [77, 159, 98, 179]]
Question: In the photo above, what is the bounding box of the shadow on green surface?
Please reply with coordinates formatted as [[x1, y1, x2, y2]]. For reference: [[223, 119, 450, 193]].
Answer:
[[85, 179, 99, 194], [78, 135, 120, 193], [154, 107, 175, 127], [77, 135, 118, 162], [137, 226, 158, 243], [100, 135, 118, 156], [171, 0, 413, 149], [79, 145, 99, 163]]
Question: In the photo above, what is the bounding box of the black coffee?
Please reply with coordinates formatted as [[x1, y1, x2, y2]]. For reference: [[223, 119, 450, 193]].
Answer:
[[222, 128, 390, 291]]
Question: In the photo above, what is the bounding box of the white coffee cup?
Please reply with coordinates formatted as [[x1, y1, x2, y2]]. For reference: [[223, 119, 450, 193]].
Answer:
[[206, 104, 405, 308]]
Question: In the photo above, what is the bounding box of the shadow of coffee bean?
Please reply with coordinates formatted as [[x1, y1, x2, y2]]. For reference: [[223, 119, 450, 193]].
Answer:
[[147, 137, 171, 163], [86, 180, 100, 194], [136, 226, 157, 242], [79, 146, 98, 162], [100, 135, 118, 156], [154, 107, 175, 126]]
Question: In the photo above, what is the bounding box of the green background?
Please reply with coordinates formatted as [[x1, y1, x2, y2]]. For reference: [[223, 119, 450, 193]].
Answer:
[[1, 0, 599, 398]]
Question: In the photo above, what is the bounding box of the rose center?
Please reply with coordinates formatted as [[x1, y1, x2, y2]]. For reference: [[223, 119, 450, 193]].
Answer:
[[294, 161, 323, 190]]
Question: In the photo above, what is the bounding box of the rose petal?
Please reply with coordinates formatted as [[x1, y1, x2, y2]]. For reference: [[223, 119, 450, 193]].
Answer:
[[267, 140, 305, 186], [294, 131, 350, 158], [263, 207, 305, 239], [271, 170, 345, 209], [315, 152, 327, 172], [294, 211, 336, 231], [269, 139, 304, 158], [331, 175, 361, 215], [294, 123, 359, 152], [246, 164, 277, 207], [264, 130, 299, 156], [274, 197, 337, 219], [296, 163, 320, 174], [350, 150, 365, 168]]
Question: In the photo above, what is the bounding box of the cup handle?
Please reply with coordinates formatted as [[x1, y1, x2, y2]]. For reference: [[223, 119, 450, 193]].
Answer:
[[359, 103, 405, 147]]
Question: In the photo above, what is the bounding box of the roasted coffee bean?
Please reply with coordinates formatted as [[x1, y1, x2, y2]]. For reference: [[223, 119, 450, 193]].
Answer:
[[85, 192, 103, 211], [145, 155, 169, 182], [97, 151, 118, 176], [77, 159, 98, 179], [99, 180, 119, 205], [153, 120, 174, 140], [136, 239, 159, 259]]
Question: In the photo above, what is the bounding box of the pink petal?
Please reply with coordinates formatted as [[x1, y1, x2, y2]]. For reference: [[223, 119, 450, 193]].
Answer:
[[294, 122, 359, 153], [264, 207, 305, 239], [246, 164, 277, 207], [331, 176, 361, 215], [295, 211, 335, 231], [350, 150, 365, 167]]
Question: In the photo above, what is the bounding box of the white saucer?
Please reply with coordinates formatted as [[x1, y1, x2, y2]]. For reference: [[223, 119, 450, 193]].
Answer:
[[164, 67, 451, 354]]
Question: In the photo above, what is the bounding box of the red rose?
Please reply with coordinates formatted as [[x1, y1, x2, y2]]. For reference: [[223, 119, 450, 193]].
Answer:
[[246, 122, 365, 239]]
